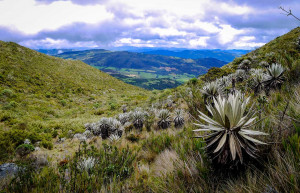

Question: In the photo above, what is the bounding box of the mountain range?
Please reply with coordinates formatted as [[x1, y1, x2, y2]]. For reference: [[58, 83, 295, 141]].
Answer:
[[55, 49, 227, 89]]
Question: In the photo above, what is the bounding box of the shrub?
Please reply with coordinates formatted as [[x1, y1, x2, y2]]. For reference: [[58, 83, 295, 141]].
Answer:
[[16, 144, 35, 156]]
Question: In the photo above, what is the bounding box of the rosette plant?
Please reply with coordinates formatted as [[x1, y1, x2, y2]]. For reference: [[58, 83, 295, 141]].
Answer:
[[264, 63, 285, 92], [194, 92, 268, 165], [131, 111, 146, 131], [201, 81, 223, 104], [174, 109, 185, 128], [157, 109, 171, 129], [238, 59, 251, 72], [251, 69, 267, 95], [117, 113, 130, 125]]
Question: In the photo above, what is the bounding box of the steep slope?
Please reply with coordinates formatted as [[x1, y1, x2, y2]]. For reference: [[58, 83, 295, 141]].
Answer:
[[228, 27, 300, 69], [0, 41, 150, 158], [200, 27, 300, 82], [56, 49, 226, 89]]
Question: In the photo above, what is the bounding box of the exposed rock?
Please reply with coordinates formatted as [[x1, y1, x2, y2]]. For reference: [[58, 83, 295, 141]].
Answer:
[[0, 163, 18, 179]]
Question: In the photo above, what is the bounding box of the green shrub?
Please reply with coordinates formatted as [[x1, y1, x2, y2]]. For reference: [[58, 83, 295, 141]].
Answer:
[[1, 89, 14, 97], [126, 133, 140, 143], [200, 67, 234, 82], [15, 144, 35, 156], [59, 99, 67, 107], [3, 101, 18, 110], [40, 140, 53, 150], [142, 132, 174, 154], [52, 130, 58, 138]]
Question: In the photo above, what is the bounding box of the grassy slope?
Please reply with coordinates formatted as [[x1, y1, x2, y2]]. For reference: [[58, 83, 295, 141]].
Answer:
[[227, 27, 300, 68], [0, 41, 150, 159], [198, 27, 300, 82]]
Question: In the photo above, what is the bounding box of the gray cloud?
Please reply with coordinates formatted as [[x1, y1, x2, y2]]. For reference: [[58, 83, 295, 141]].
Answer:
[[1, 0, 299, 49]]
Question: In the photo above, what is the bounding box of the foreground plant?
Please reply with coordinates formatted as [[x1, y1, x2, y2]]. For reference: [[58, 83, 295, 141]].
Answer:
[[194, 92, 268, 165]]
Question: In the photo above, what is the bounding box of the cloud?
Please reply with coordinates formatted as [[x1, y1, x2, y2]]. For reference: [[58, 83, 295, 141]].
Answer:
[[0, 0, 299, 49], [35, 0, 107, 5], [0, 0, 113, 34]]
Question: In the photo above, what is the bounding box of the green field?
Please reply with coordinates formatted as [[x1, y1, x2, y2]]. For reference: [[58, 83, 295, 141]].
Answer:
[[92, 66, 195, 89]]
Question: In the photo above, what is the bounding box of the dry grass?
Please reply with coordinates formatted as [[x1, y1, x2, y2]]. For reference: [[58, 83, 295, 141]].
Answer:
[[152, 149, 181, 177]]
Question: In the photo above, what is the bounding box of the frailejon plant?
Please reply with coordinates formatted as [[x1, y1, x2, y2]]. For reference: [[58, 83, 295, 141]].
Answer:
[[110, 119, 124, 137], [77, 157, 96, 174], [174, 109, 185, 128], [259, 61, 269, 68], [201, 81, 223, 104], [234, 69, 248, 82], [250, 69, 267, 95], [238, 59, 251, 72], [90, 118, 124, 139], [216, 76, 231, 88], [117, 113, 130, 125], [264, 63, 285, 93], [131, 111, 146, 131], [157, 109, 171, 129], [194, 92, 268, 165]]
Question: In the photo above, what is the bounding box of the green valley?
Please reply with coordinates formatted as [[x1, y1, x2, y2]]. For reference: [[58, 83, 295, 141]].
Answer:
[[56, 49, 226, 89]]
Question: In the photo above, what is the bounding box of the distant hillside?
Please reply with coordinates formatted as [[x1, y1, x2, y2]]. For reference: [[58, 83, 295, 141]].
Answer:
[[56, 49, 226, 89], [35, 49, 76, 55], [141, 49, 250, 62]]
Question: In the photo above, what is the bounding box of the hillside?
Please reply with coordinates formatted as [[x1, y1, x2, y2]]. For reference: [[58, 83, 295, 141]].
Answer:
[[0, 41, 150, 159], [56, 49, 226, 89]]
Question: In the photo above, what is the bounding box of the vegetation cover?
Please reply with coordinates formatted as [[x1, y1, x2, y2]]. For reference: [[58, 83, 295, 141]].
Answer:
[[0, 27, 299, 193]]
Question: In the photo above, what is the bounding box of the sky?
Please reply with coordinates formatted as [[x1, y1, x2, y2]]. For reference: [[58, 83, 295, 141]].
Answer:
[[0, 0, 299, 50]]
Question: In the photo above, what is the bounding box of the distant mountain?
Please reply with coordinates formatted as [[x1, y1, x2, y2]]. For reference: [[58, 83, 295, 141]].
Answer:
[[56, 49, 227, 90], [141, 49, 250, 62], [109, 46, 250, 62]]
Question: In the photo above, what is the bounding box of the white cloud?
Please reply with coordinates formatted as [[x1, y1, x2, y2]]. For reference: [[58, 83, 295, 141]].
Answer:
[[0, 0, 113, 34], [20, 38, 98, 48], [218, 24, 245, 45], [231, 36, 265, 49], [189, 36, 210, 48], [150, 27, 187, 38]]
